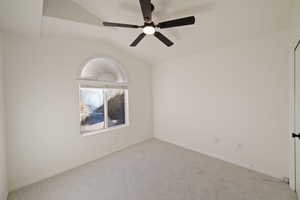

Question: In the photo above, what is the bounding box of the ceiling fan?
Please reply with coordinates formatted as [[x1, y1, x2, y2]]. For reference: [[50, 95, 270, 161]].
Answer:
[[102, 0, 196, 47]]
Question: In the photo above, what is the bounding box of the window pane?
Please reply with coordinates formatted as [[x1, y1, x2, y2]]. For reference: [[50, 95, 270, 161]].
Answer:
[[80, 88, 105, 133], [107, 89, 126, 127]]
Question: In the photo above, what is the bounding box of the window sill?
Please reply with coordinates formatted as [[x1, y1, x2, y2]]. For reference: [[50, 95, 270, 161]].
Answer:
[[81, 124, 129, 137]]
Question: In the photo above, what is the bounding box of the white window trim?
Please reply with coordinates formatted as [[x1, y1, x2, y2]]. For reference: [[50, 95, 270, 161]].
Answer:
[[78, 81, 130, 136], [78, 79, 128, 89]]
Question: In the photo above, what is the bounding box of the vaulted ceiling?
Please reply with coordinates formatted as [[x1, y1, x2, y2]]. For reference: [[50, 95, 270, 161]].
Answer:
[[0, 0, 293, 66], [0, 0, 44, 37]]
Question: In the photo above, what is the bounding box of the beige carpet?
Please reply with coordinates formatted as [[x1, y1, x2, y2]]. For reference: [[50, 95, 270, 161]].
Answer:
[[8, 139, 297, 200]]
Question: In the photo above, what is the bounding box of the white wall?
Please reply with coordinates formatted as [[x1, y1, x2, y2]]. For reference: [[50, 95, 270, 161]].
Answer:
[[153, 30, 290, 179], [4, 35, 153, 191], [0, 32, 7, 200], [289, 0, 300, 191]]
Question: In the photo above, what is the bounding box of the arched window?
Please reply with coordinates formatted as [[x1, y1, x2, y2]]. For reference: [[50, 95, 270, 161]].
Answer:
[[78, 57, 129, 135]]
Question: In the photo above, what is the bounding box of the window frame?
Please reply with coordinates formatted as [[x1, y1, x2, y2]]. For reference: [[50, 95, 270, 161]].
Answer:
[[78, 80, 129, 136]]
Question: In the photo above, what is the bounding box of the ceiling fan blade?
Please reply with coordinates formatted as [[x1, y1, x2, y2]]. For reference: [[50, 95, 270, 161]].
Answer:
[[103, 22, 140, 28], [139, 0, 152, 21], [157, 16, 195, 29], [130, 33, 146, 47], [154, 32, 174, 47]]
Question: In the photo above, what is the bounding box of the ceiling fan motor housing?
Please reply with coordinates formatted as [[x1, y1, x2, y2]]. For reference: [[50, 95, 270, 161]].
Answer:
[[144, 22, 155, 27]]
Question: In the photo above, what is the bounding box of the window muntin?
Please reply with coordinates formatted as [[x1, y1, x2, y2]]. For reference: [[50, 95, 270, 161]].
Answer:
[[79, 85, 128, 135]]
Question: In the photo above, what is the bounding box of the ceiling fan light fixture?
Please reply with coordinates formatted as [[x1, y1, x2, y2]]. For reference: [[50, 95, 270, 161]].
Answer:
[[143, 26, 155, 35]]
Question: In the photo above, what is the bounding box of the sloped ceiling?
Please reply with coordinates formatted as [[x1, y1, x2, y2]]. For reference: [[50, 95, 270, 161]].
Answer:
[[0, 0, 293, 66], [43, 0, 101, 26], [42, 0, 292, 66], [0, 0, 44, 37]]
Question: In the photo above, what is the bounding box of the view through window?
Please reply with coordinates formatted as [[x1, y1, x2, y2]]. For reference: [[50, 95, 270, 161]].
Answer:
[[80, 87, 127, 134]]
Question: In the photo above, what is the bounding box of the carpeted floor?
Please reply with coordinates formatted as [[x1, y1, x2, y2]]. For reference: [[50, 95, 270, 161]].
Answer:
[[8, 139, 297, 200]]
